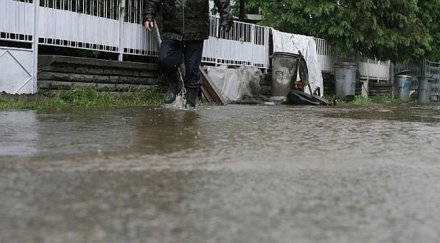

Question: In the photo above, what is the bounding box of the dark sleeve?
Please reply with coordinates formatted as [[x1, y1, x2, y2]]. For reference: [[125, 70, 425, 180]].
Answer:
[[214, 0, 232, 27], [143, 0, 163, 23]]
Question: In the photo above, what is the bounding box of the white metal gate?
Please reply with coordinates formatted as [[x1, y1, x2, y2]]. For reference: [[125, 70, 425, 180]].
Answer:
[[0, 0, 38, 94], [0, 47, 35, 94]]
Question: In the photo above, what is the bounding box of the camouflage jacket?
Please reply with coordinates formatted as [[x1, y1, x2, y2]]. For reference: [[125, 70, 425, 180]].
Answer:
[[144, 0, 232, 41]]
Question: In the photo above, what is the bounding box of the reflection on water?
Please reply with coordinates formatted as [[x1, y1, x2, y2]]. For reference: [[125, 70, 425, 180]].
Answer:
[[325, 104, 440, 123], [1, 108, 203, 160], [1, 104, 440, 164], [0, 111, 38, 157]]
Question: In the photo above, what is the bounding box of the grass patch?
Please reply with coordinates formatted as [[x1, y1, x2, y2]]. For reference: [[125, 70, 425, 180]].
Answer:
[[351, 95, 413, 105], [0, 86, 165, 111], [352, 95, 373, 105]]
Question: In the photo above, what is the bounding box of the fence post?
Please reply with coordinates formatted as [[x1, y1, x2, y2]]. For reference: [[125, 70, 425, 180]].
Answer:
[[386, 60, 391, 83], [33, 0, 40, 93], [215, 17, 220, 66], [264, 27, 270, 73], [389, 62, 394, 84], [421, 59, 426, 77], [118, 0, 126, 61], [250, 25, 255, 67]]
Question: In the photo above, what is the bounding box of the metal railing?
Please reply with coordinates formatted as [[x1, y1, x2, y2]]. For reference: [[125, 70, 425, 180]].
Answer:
[[393, 62, 423, 77], [1, 0, 398, 94], [37, 0, 157, 58], [203, 18, 269, 68], [358, 58, 390, 82], [0, 0, 35, 43], [40, 0, 119, 18], [423, 60, 440, 100], [1, 0, 269, 65], [314, 37, 334, 73]]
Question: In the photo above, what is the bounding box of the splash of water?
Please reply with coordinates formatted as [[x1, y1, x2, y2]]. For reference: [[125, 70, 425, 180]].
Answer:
[[165, 87, 187, 110]]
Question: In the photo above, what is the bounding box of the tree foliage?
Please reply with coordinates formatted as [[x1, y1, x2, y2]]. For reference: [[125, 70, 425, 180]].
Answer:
[[246, 0, 440, 62]]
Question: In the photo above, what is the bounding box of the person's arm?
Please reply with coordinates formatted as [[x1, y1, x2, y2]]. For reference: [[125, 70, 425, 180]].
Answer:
[[143, 0, 162, 31], [214, 0, 232, 32]]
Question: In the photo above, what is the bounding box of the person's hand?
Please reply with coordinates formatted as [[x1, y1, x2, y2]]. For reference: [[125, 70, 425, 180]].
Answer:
[[220, 18, 232, 33], [144, 20, 154, 32], [220, 24, 230, 32]]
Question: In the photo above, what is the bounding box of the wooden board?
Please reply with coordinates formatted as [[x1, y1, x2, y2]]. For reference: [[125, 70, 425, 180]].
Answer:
[[199, 66, 227, 105]]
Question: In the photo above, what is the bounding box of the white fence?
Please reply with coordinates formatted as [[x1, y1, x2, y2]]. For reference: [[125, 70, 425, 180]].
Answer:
[[0, 0, 35, 43], [314, 37, 391, 82], [1, 0, 390, 94], [358, 58, 390, 82], [314, 37, 334, 73], [203, 19, 269, 69], [34, 0, 269, 65], [38, 0, 157, 58], [423, 60, 440, 100]]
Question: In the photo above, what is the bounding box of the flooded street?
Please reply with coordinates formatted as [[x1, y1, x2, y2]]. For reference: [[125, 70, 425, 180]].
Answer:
[[1, 104, 440, 243]]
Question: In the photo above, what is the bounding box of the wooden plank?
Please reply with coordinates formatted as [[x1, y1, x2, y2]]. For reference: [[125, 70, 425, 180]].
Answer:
[[199, 66, 227, 105], [200, 86, 214, 103]]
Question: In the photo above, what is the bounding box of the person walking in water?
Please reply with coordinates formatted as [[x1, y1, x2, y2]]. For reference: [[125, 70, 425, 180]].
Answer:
[[144, 0, 232, 107]]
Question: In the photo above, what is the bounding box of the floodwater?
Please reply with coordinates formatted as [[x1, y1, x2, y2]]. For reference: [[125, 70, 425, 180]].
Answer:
[[1, 104, 440, 243]]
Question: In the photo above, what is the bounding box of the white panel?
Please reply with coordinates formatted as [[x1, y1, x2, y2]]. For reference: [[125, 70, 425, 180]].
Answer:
[[203, 36, 269, 68], [252, 45, 266, 66], [202, 37, 219, 61], [123, 22, 138, 50], [0, 0, 34, 36], [0, 47, 34, 94], [39, 7, 119, 47], [358, 60, 390, 81], [218, 39, 252, 63], [0, 0, 5, 32], [318, 55, 334, 73], [123, 22, 158, 53]]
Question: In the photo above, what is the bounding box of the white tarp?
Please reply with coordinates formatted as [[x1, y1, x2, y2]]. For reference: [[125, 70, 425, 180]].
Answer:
[[206, 66, 262, 102], [271, 29, 324, 96]]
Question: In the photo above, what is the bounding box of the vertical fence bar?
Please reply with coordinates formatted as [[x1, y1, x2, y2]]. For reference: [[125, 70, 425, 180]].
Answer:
[[421, 58, 427, 78], [250, 24, 255, 66], [118, 0, 126, 61], [33, 0, 40, 93], [264, 27, 269, 72]]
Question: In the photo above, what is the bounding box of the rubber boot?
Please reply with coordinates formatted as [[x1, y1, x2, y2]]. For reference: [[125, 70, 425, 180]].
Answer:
[[164, 80, 181, 104], [185, 88, 199, 108]]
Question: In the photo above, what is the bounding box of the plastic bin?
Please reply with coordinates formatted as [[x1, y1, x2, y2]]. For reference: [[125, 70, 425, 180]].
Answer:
[[271, 52, 300, 96], [394, 74, 412, 100], [334, 62, 358, 99]]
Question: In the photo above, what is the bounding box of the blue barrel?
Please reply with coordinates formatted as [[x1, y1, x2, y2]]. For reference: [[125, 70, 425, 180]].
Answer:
[[394, 74, 412, 100], [271, 52, 300, 96], [334, 62, 358, 99]]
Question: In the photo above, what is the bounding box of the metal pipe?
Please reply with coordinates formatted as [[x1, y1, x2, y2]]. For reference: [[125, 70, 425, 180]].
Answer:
[[118, 0, 125, 61], [33, 0, 40, 93]]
